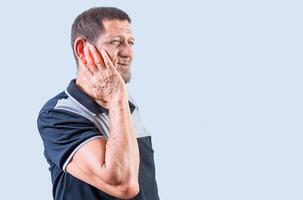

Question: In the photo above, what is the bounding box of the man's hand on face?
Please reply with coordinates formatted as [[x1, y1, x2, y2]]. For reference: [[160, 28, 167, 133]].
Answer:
[[80, 44, 127, 107]]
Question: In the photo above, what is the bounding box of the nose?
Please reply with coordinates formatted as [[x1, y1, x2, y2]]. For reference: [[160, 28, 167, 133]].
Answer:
[[118, 41, 133, 58]]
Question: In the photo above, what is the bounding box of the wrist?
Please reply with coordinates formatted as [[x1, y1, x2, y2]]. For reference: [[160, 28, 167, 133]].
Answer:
[[108, 94, 128, 109]]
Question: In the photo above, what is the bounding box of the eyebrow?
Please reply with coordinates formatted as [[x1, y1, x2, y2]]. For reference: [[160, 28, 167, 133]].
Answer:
[[105, 36, 135, 41]]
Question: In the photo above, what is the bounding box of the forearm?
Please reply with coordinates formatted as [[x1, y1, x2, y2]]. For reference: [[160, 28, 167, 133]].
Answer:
[[101, 93, 140, 186]]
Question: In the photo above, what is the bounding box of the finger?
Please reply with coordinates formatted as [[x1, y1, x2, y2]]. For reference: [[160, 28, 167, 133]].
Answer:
[[83, 65, 94, 77], [88, 45, 106, 70], [82, 56, 93, 75], [78, 66, 93, 84], [100, 49, 116, 72], [84, 46, 98, 73]]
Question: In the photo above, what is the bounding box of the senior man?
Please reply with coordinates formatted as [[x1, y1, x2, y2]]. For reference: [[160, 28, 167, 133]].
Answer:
[[37, 7, 160, 200]]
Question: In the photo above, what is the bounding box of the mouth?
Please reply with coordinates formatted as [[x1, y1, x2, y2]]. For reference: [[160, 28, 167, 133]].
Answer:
[[117, 62, 131, 67]]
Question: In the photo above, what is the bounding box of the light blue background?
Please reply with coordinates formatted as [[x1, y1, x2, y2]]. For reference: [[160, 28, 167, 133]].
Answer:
[[0, 0, 302, 199]]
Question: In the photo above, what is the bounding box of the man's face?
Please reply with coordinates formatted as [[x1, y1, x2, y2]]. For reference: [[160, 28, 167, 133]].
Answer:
[[95, 20, 134, 83]]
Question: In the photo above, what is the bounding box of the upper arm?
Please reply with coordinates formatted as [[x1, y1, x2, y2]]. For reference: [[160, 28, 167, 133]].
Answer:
[[65, 137, 109, 188], [66, 137, 106, 180], [65, 131, 138, 199], [65, 137, 111, 193], [37, 109, 138, 199]]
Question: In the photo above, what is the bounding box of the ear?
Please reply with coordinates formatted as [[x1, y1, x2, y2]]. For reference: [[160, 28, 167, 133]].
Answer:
[[74, 37, 87, 65]]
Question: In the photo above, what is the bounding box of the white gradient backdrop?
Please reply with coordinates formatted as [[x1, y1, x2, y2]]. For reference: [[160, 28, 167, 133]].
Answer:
[[0, 1, 302, 199]]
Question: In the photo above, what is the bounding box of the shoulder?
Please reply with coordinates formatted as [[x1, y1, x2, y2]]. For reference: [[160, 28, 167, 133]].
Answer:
[[37, 91, 96, 132], [38, 91, 68, 117]]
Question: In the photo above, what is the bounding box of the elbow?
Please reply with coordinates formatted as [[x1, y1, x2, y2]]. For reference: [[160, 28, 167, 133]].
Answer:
[[102, 171, 140, 199], [100, 164, 140, 199], [116, 182, 140, 199]]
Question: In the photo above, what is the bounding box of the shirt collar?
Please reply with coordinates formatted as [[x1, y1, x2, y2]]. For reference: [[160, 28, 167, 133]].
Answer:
[[66, 79, 136, 114]]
